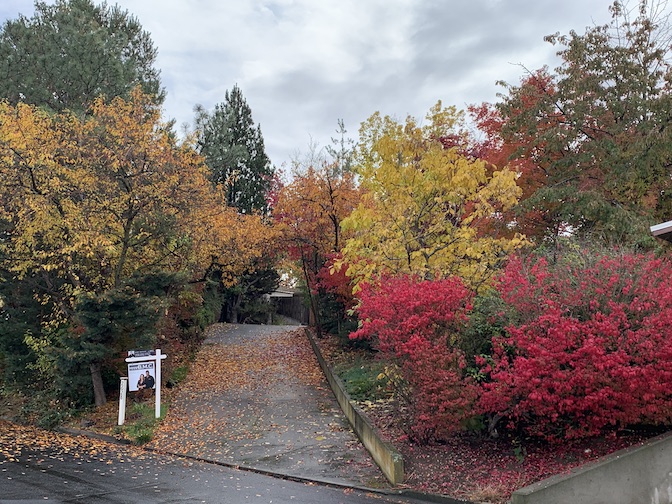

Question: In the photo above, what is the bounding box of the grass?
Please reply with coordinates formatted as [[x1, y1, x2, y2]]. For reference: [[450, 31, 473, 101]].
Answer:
[[167, 365, 189, 388], [116, 401, 167, 445], [333, 357, 391, 402]]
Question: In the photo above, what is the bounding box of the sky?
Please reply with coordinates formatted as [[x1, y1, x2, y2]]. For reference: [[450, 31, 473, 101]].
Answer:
[[0, 0, 635, 170]]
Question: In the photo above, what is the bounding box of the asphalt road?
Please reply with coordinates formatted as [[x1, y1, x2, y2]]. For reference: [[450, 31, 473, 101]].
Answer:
[[0, 429, 429, 504]]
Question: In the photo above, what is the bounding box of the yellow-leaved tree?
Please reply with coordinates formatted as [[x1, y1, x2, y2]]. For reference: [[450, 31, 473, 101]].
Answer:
[[340, 102, 526, 291], [0, 89, 275, 406]]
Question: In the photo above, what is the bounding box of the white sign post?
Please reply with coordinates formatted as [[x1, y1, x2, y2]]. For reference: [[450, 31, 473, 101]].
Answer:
[[118, 377, 128, 425], [125, 349, 167, 418]]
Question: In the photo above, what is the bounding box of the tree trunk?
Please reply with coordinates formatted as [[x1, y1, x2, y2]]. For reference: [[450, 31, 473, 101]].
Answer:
[[231, 292, 244, 323], [90, 361, 107, 407]]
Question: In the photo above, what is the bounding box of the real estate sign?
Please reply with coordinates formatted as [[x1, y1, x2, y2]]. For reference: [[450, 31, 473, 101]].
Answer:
[[123, 348, 167, 419], [127, 361, 156, 392]]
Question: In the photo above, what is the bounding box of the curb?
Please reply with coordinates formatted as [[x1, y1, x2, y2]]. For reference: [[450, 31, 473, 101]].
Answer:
[[56, 426, 132, 445]]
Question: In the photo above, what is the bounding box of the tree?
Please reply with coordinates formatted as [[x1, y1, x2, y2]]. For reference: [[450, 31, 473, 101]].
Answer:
[[489, 0, 672, 246], [324, 119, 355, 175], [195, 86, 278, 323], [0, 90, 270, 405], [339, 102, 526, 291], [274, 163, 360, 333], [196, 85, 274, 215], [0, 0, 164, 114], [0, 268, 47, 385], [468, 99, 547, 241]]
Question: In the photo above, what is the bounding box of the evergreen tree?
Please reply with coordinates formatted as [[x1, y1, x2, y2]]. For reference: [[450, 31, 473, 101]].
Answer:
[[0, 270, 47, 386], [0, 0, 164, 113], [196, 85, 274, 214], [195, 86, 278, 322]]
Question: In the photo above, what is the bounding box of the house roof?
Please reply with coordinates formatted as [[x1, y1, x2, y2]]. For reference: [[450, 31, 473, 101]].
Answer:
[[651, 220, 672, 242], [268, 287, 298, 298]]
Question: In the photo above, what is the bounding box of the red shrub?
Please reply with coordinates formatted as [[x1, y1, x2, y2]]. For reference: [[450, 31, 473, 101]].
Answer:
[[315, 253, 356, 310], [351, 275, 477, 441], [480, 253, 672, 441]]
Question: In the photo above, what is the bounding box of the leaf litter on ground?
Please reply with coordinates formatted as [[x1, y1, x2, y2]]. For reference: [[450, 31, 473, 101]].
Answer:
[[148, 324, 390, 489]]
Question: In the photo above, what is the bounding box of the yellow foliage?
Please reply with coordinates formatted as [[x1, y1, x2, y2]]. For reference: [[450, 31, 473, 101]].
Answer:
[[340, 102, 526, 291], [0, 90, 276, 319]]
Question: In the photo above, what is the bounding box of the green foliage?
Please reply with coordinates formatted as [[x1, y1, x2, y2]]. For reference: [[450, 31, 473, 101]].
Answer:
[[0, 273, 46, 385], [0, 0, 164, 113], [318, 290, 358, 345], [21, 273, 186, 407], [168, 365, 189, 387], [196, 277, 224, 328], [195, 84, 274, 214], [195, 85, 280, 325], [25, 324, 96, 408], [119, 402, 166, 445], [220, 267, 280, 323], [460, 289, 515, 369], [334, 358, 390, 402], [75, 272, 181, 357], [495, 0, 672, 245]]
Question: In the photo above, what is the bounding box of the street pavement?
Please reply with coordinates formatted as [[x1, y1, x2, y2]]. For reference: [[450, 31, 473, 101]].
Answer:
[[0, 420, 429, 503]]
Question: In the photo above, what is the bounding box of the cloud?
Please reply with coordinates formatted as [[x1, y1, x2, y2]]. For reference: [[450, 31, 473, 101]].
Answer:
[[0, 0, 629, 166]]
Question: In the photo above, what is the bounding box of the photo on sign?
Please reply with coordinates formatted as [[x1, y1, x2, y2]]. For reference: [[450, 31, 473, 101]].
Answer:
[[128, 361, 156, 392]]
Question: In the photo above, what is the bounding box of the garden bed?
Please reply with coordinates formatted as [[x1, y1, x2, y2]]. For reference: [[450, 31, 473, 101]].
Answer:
[[313, 331, 661, 503]]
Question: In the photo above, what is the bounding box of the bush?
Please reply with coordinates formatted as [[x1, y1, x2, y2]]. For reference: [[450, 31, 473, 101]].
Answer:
[[479, 252, 672, 441], [460, 289, 514, 370], [351, 275, 478, 442]]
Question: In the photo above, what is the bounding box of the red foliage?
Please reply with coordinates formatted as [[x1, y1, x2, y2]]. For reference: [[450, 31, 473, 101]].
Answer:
[[351, 275, 478, 441], [480, 253, 672, 441], [468, 70, 572, 240], [315, 253, 356, 310]]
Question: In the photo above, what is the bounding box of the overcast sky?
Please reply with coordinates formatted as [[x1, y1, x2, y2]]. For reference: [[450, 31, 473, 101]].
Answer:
[[0, 1, 638, 169]]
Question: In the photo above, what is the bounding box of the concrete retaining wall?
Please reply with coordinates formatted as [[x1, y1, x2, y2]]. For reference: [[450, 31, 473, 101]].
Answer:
[[511, 431, 672, 504], [304, 329, 404, 485]]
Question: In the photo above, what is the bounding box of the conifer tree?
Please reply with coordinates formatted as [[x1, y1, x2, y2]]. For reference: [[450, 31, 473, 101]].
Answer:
[[0, 0, 164, 113], [196, 85, 274, 214]]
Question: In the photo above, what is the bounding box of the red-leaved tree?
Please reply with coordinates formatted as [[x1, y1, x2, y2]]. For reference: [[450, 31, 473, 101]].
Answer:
[[351, 275, 477, 442], [480, 253, 672, 441]]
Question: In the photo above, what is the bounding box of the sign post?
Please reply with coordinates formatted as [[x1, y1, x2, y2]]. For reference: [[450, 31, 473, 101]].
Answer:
[[118, 377, 128, 425], [125, 349, 167, 418]]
